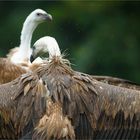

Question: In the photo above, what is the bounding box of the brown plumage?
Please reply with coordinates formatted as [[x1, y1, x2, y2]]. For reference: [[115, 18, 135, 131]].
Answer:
[[1, 36, 139, 139], [0, 71, 47, 139], [92, 75, 140, 90], [33, 97, 75, 140], [0, 58, 43, 84], [30, 36, 140, 140], [33, 57, 140, 140], [0, 58, 26, 84]]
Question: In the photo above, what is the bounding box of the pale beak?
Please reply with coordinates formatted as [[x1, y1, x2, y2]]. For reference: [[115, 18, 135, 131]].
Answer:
[[30, 54, 34, 63], [44, 13, 52, 21], [30, 46, 36, 62]]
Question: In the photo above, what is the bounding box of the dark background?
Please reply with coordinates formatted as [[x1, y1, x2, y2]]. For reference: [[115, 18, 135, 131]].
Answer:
[[0, 1, 140, 82]]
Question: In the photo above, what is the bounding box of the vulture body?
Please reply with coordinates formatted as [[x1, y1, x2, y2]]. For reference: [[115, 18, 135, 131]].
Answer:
[[31, 36, 140, 91], [30, 36, 140, 140], [0, 36, 139, 139], [0, 9, 52, 84]]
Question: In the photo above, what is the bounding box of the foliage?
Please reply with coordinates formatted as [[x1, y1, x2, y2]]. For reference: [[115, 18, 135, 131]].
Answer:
[[0, 1, 140, 82]]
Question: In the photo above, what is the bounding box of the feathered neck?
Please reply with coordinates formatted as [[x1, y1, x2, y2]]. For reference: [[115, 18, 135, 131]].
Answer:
[[47, 40, 61, 60], [10, 15, 38, 64], [19, 19, 37, 57]]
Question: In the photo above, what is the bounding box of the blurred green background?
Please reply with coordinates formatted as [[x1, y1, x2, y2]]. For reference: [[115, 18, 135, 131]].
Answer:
[[0, 1, 140, 82]]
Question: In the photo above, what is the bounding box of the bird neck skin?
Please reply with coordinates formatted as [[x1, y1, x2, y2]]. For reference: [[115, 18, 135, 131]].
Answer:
[[11, 18, 38, 65], [19, 20, 37, 59], [47, 41, 61, 60]]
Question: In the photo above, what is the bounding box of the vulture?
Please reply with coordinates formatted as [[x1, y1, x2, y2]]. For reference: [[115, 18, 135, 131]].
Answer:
[[0, 36, 139, 139], [0, 9, 52, 84], [28, 36, 140, 140], [31, 35, 140, 90]]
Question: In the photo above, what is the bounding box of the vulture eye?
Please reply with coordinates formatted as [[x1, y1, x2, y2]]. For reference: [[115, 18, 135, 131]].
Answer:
[[36, 13, 41, 16]]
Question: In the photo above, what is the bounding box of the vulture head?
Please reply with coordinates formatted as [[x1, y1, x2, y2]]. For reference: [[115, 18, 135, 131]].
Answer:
[[26, 9, 52, 23], [31, 36, 61, 62], [9, 9, 52, 66]]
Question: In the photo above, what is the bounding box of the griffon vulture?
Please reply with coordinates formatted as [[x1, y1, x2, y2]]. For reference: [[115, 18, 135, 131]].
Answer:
[[30, 36, 140, 91], [29, 36, 140, 140], [0, 9, 52, 84]]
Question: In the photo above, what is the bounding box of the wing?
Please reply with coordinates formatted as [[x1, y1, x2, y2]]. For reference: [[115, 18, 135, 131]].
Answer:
[[88, 79, 140, 139], [0, 58, 26, 84], [34, 60, 140, 140], [92, 75, 140, 90], [33, 97, 75, 140], [0, 72, 47, 139], [34, 61, 98, 139]]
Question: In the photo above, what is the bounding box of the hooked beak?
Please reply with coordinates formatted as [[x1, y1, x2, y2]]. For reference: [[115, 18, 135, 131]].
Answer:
[[44, 13, 52, 21], [30, 45, 45, 63], [30, 54, 35, 63], [30, 46, 36, 63]]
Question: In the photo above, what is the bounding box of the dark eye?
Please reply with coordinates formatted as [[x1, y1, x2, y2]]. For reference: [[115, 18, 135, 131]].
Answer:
[[36, 13, 41, 16]]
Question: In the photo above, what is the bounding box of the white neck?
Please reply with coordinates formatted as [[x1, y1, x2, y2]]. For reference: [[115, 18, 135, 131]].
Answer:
[[46, 40, 61, 59], [19, 19, 37, 58], [11, 17, 38, 64]]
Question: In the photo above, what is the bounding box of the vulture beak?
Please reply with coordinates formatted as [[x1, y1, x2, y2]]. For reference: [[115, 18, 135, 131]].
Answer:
[[30, 46, 36, 63], [44, 13, 52, 21], [30, 54, 35, 63]]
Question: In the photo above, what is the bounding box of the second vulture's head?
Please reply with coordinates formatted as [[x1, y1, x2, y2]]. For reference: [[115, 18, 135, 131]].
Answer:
[[30, 36, 61, 62]]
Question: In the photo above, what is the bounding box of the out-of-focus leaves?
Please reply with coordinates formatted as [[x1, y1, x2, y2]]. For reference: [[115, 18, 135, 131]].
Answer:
[[0, 1, 140, 82]]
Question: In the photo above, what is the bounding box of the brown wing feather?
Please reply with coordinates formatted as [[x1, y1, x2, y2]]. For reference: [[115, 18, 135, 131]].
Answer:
[[35, 60, 98, 139], [38, 61, 97, 118], [92, 75, 140, 90], [0, 72, 47, 139], [88, 79, 140, 127], [0, 58, 26, 84], [36, 58, 140, 140], [33, 97, 75, 140]]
